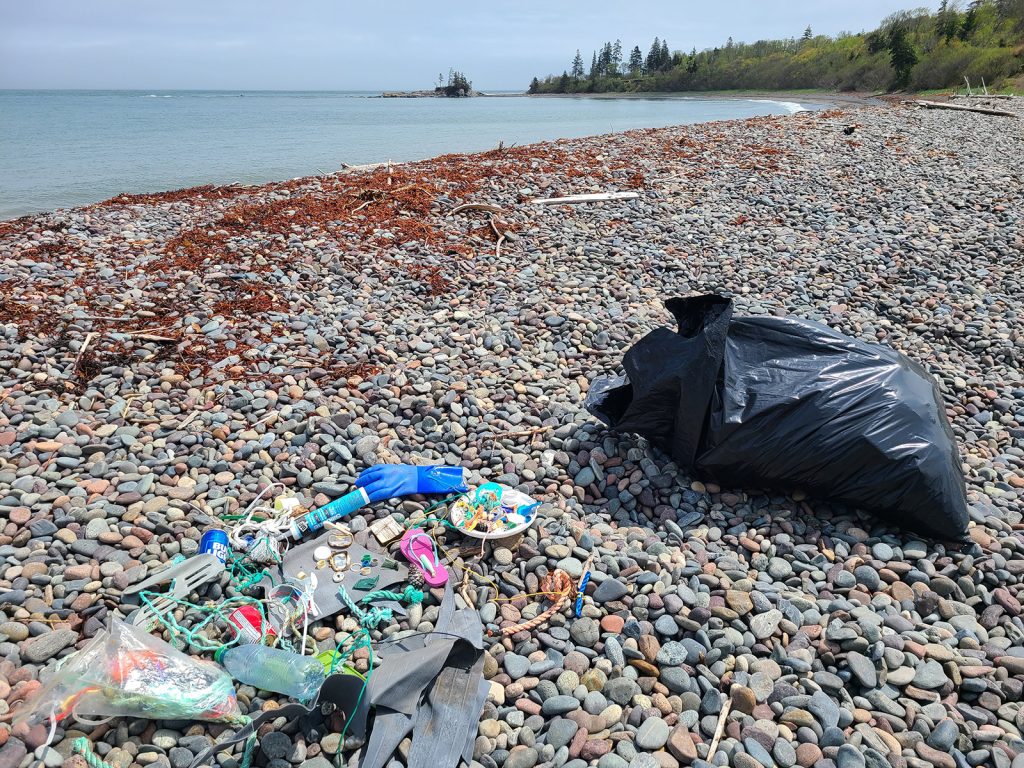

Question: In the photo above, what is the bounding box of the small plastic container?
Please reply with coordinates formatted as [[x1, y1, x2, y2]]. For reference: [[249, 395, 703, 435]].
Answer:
[[215, 644, 326, 702]]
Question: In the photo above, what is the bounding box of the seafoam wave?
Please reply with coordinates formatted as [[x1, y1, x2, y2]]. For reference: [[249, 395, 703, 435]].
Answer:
[[142, 94, 173, 98], [750, 98, 807, 114]]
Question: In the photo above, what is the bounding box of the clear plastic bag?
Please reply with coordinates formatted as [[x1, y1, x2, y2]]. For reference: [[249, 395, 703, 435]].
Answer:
[[15, 619, 242, 727]]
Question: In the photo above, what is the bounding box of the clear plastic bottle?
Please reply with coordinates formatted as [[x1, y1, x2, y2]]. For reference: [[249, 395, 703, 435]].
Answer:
[[215, 644, 325, 702]]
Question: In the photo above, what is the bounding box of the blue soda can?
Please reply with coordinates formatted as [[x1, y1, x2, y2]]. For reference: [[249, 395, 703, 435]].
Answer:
[[199, 528, 230, 565]]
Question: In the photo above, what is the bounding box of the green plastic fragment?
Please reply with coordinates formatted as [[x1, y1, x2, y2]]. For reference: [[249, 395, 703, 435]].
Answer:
[[353, 574, 379, 591]]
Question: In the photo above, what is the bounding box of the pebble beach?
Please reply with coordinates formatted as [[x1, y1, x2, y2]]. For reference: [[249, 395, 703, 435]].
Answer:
[[1, 100, 1024, 768]]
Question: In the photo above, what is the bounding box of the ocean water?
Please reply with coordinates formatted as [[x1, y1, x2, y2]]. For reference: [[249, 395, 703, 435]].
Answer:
[[0, 90, 816, 220]]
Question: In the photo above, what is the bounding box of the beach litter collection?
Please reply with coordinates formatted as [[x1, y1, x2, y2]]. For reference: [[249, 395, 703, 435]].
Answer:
[[13, 462, 550, 768], [447, 482, 540, 540]]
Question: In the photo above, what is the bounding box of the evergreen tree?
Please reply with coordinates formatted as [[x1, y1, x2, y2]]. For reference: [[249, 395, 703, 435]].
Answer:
[[612, 39, 623, 74], [599, 41, 613, 75], [937, 0, 962, 42], [590, 51, 598, 79], [571, 49, 585, 79], [558, 71, 570, 92], [803, 25, 813, 40], [645, 37, 661, 71], [959, 1, 980, 39], [866, 30, 888, 53], [888, 25, 918, 87], [659, 39, 670, 70], [687, 47, 698, 73], [629, 45, 644, 75], [528, 77, 540, 94]]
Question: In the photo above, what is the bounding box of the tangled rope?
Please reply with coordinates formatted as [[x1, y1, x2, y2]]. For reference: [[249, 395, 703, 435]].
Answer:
[[493, 569, 574, 637], [337, 585, 393, 629], [139, 593, 269, 652]]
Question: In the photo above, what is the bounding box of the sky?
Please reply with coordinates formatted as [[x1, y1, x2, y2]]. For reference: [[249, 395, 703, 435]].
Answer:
[[1, 1, 928, 91]]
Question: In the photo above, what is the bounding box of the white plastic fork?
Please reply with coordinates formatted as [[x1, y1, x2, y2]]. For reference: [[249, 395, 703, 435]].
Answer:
[[125, 554, 224, 628]]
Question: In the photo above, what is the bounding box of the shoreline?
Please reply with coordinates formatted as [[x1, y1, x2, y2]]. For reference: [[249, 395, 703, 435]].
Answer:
[[0, 97, 840, 223], [2, 101, 1023, 768], [522, 89, 884, 106]]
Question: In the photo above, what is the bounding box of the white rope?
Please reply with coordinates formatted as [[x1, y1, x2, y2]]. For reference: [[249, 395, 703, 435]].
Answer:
[[71, 700, 115, 727], [32, 706, 59, 768], [227, 483, 292, 563]]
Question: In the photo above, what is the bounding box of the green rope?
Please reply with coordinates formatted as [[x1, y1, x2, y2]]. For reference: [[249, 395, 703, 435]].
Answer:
[[416, 516, 465, 533], [358, 585, 425, 605], [73, 738, 114, 768], [327, 630, 374, 767], [139, 592, 269, 652], [240, 734, 258, 768], [337, 584, 393, 629], [227, 549, 271, 591]]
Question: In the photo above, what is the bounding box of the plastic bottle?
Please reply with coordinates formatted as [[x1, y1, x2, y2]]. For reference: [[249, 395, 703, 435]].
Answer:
[[215, 644, 326, 702]]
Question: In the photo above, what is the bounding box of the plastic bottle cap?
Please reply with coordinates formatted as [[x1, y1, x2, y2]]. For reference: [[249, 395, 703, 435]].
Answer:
[[214, 647, 227, 664]]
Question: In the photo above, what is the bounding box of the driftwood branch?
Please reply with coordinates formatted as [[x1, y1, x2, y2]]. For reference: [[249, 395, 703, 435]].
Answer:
[[952, 94, 1016, 100], [339, 161, 390, 172], [530, 192, 640, 206], [73, 315, 140, 322], [352, 183, 421, 212], [125, 333, 177, 342], [449, 203, 504, 216], [72, 332, 96, 373], [576, 344, 616, 355], [489, 425, 552, 440], [915, 100, 1017, 117], [489, 215, 507, 258], [706, 694, 733, 761], [172, 410, 202, 431]]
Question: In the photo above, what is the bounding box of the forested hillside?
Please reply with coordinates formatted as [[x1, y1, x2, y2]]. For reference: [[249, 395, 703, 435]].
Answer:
[[528, 1, 1024, 93]]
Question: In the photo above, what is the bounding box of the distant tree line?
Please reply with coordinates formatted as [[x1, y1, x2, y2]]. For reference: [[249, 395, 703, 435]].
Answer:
[[530, 37, 680, 95], [528, 0, 1024, 95]]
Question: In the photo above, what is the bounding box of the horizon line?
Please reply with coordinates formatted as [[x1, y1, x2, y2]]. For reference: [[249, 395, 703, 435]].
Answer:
[[0, 86, 529, 92]]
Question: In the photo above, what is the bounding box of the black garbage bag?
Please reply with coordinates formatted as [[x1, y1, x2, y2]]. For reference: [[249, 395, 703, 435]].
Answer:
[[585, 295, 969, 539]]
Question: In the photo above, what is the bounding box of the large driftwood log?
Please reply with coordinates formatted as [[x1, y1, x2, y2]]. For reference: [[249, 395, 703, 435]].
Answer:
[[530, 191, 640, 205], [951, 94, 1016, 100], [915, 99, 1017, 117]]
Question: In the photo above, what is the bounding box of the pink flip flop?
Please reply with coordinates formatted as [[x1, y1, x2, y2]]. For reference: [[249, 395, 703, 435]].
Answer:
[[400, 528, 448, 587]]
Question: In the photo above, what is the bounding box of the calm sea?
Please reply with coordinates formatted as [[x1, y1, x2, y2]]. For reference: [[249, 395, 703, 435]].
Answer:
[[0, 90, 816, 220]]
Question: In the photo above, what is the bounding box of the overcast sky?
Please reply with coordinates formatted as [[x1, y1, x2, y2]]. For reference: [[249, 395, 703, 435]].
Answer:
[[1, 1, 927, 91]]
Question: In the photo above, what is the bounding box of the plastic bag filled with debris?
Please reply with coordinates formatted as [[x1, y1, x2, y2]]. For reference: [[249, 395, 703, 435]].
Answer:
[[585, 294, 969, 539], [14, 619, 242, 727]]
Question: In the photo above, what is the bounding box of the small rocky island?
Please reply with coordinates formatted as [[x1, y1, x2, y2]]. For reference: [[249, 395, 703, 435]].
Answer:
[[382, 69, 476, 97]]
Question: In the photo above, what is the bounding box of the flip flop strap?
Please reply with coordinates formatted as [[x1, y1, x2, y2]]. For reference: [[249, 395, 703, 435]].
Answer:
[[408, 531, 438, 576]]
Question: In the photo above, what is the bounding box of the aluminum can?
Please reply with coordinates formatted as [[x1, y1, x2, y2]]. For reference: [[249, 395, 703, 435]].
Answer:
[[199, 528, 230, 565], [226, 605, 276, 644]]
